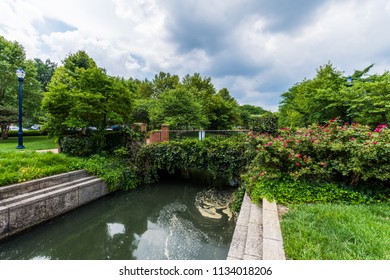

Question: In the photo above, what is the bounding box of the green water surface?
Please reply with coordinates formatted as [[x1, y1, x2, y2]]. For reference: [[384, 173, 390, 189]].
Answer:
[[0, 180, 236, 260]]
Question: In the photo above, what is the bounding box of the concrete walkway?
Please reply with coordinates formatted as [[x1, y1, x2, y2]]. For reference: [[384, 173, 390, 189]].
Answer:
[[227, 193, 286, 260], [35, 149, 59, 154]]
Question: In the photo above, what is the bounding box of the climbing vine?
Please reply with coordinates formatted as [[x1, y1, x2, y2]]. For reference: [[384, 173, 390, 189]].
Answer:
[[136, 135, 254, 185]]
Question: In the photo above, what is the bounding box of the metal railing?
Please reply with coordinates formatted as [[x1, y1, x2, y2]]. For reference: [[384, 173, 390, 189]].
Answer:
[[169, 130, 249, 141]]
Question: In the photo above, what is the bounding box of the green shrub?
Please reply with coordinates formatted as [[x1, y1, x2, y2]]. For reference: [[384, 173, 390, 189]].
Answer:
[[61, 135, 99, 157], [247, 176, 387, 205], [249, 112, 278, 135], [244, 120, 389, 204], [7, 130, 47, 137], [76, 154, 139, 191], [246, 120, 390, 185], [61, 129, 144, 157]]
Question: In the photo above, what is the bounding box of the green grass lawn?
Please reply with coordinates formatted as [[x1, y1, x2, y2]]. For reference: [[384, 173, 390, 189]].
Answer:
[[0, 136, 82, 187], [0, 136, 58, 151], [281, 203, 390, 260]]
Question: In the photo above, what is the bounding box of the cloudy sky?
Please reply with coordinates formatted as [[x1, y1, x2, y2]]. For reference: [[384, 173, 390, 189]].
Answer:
[[1, 0, 390, 111]]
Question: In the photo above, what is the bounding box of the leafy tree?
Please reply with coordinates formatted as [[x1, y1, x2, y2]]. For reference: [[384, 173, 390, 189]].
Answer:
[[42, 51, 133, 140], [0, 107, 17, 140], [279, 63, 349, 127], [207, 88, 240, 129], [132, 98, 155, 126], [152, 72, 179, 98], [0, 36, 42, 139], [279, 62, 388, 128], [238, 104, 268, 128], [347, 71, 390, 126], [33, 58, 57, 91], [62, 50, 97, 73], [181, 73, 241, 129], [182, 73, 216, 98], [149, 87, 208, 130], [134, 79, 154, 99]]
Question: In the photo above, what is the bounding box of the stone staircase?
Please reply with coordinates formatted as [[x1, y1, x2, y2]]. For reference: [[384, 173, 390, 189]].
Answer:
[[0, 170, 108, 241], [227, 194, 286, 260]]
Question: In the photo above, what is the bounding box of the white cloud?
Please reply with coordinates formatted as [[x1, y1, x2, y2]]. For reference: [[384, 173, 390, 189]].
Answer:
[[1, 0, 390, 111]]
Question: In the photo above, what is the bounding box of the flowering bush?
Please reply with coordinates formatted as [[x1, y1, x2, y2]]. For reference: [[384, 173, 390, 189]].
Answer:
[[244, 120, 389, 203]]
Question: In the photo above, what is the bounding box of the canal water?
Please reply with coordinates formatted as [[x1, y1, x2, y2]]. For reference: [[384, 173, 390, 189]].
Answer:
[[0, 179, 236, 260]]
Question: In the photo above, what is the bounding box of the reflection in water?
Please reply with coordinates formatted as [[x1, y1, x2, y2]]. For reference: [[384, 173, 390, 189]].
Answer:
[[195, 188, 234, 220], [0, 180, 236, 260], [107, 223, 125, 238]]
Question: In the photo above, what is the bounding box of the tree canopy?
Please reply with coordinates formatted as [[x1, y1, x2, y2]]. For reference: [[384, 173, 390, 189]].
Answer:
[[0, 36, 42, 140], [42, 51, 134, 138], [278, 63, 389, 128]]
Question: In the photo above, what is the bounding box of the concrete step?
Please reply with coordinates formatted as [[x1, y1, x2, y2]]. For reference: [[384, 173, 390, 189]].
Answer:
[[0, 176, 96, 207], [0, 170, 88, 200], [0, 172, 109, 241], [227, 194, 285, 260]]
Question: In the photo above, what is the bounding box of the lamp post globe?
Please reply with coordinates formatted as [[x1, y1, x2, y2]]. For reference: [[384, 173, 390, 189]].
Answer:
[[16, 67, 25, 149]]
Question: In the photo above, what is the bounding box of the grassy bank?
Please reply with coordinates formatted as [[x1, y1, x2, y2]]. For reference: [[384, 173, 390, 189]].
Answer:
[[0, 150, 81, 186], [0, 136, 57, 151], [0, 136, 80, 186], [280, 203, 390, 260]]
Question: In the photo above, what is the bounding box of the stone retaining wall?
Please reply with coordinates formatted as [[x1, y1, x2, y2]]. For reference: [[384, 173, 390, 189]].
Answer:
[[0, 171, 109, 241]]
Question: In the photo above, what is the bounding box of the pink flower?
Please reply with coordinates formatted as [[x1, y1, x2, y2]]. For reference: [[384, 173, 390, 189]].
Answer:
[[321, 162, 326, 167], [373, 141, 378, 145], [374, 124, 387, 132], [350, 137, 355, 141], [296, 154, 301, 159], [296, 162, 300, 167]]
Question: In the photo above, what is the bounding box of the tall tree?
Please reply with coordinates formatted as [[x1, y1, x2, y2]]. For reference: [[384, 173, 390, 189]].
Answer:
[[238, 104, 268, 128], [347, 71, 390, 125], [206, 88, 240, 129], [34, 58, 57, 91], [152, 72, 179, 98], [42, 51, 133, 139], [0, 36, 42, 139], [279, 63, 346, 127], [149, 87, 208, 130]]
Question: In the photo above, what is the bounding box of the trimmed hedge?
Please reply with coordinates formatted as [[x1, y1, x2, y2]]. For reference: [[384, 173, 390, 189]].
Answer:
[[7, 130, 48, 137]]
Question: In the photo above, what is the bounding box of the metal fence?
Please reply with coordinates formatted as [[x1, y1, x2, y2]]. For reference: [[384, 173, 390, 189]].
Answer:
[[169, 130, 249, 141]]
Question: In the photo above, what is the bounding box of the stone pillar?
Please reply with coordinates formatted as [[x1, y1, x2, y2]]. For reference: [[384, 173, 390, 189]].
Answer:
[[161, 124, 169, 142], [140, 123, 147, 133]]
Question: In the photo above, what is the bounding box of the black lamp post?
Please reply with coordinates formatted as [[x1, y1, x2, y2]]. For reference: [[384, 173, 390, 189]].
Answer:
[[16, 67, 25, 149], [346, 76, 353, 126]]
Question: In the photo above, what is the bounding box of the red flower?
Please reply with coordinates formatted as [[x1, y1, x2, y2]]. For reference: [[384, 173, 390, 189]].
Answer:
[[373, 141, 378, 145], [350, 137, 355, 141], [321, 162, 326, 167], [374, 124, 387, 132], [296, 162, 300, 167]]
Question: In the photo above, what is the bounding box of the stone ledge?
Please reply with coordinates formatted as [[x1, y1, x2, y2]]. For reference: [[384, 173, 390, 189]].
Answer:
[[262, 198, 285, 260]]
